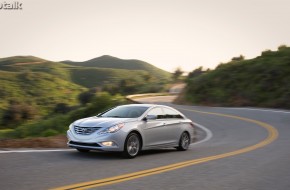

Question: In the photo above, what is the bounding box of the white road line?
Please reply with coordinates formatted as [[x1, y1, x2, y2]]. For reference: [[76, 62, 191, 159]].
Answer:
[[191, 122, 213, 146], [0, 149, 74, 154], [225, 107, 290, 114]]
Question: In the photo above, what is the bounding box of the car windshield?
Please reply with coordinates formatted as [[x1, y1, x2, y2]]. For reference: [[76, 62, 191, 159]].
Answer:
[[99, 106, 149, 118]]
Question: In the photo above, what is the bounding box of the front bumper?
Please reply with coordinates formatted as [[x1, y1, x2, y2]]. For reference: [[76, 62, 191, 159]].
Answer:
[[67, 130, 126, 152]]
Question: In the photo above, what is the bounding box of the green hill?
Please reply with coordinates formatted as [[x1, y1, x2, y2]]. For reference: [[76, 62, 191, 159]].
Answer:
[[0, 55, 170, 119], [1, 55, 170, 89], [0, 70, 85, 111], [0, 56, 46, 66], [0, 56, 85, 129], [182, 45, 290, 109], [63, 55, 170, 81], [69, 67, 148, 87], [0, 56, 73, 80]]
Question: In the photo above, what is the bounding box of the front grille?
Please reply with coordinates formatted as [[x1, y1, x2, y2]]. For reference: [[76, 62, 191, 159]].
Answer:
[[69, 141, 101, 147], [74, 126, 101, 135]]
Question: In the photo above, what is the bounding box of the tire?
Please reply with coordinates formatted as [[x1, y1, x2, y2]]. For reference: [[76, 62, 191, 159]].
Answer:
[[76, 148, 90, 153], [177, 132, 190, 151], [123, 133, 141, 158]]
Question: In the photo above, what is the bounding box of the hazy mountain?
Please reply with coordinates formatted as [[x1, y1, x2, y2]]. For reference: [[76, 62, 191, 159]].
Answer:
[[62, 55, 170, 80]]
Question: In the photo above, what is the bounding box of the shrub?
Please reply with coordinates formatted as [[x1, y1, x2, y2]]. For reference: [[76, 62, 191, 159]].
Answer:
[[54, 103, 70, 114], [2, 103, 37, 126], [78, 91, 95, 105], [41, 129, 59, 137]]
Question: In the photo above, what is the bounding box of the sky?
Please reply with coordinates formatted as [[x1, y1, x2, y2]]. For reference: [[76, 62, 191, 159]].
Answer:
[[0, 0, 290, 72]]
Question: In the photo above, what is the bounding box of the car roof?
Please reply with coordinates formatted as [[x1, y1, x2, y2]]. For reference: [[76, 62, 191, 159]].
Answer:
[[119, 104, 175, 109], [118, 104, 155, 108], [117, 104, 185, 118]]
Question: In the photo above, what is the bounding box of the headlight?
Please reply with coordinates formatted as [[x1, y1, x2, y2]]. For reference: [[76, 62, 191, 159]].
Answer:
[[98, 123, 124, 135]]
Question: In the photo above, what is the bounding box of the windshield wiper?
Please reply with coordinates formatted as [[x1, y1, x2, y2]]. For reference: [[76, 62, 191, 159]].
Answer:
[[109, 116, 121, 118]]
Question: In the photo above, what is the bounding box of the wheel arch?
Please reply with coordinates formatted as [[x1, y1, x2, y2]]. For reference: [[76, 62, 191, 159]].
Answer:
[[126, 130, 143, 150]]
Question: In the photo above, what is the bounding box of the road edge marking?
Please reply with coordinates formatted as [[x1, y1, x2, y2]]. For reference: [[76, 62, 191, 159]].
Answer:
[[51, 108, 278, 190], [0, 149, 74, 154], [191, 122, 213, 146]]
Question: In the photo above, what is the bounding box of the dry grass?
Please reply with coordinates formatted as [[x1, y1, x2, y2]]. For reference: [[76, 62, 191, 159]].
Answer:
[[0, 135, 67, 148]]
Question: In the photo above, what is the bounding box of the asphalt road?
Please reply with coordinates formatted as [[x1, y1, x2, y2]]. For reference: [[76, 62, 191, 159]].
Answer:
[[1, 96, 290, 190]]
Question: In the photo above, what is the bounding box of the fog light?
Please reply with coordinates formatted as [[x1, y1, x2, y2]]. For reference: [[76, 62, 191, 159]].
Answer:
[[101, 141, 115, 147]]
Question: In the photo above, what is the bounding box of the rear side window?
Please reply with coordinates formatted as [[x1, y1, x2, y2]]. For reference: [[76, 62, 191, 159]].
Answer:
[[162, 107, 184, 119], [147, 107, 164, 119]]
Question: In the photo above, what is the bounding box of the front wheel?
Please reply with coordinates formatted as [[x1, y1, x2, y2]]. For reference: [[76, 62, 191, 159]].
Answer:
[[123, 133, 140, 158], [177, 132, 190, 151]]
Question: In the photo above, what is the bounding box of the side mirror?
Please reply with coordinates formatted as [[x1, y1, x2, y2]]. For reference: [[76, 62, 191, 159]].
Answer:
[[144, 115, 157, 121]]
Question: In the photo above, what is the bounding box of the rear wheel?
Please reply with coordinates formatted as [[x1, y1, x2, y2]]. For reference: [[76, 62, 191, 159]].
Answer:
[[177, 132, 190, 151], [76, 148, 90, 153], [123, 133, 140, 158]]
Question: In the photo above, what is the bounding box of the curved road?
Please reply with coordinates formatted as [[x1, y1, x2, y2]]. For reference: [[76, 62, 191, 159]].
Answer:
[[1, 96, 290, 190]]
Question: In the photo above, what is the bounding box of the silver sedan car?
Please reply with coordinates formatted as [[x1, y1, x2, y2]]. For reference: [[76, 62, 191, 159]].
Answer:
[[67, 104, 195, 158]]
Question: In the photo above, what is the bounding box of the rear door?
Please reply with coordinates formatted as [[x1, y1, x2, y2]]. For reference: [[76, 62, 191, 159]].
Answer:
[[143, 107, 168, 147], [162, 107, 185, 144]]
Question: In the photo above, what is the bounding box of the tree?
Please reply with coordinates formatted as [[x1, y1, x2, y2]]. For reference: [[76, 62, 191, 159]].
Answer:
[[172, 67, 183, 82], [54, 103, 70, 114], [278, 44, 288, 51], [78, 91, 94, 105], [102, 84, 119, 95], [142, 73, 154, 82], [119, 79, 137, 94], [231, 55, 245, 61], [188, 66, 204, 79]]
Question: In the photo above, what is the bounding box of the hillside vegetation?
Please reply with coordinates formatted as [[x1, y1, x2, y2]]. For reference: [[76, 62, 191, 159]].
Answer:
[[0, 55, 170, 138], [0, 71, 83, 109], [183, 45, 290, 109], [0, 55, 169, 113], [0, 93, 126, 139]]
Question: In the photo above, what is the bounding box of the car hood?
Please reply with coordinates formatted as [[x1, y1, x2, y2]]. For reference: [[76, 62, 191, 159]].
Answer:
[[73, 117, 137, 128]]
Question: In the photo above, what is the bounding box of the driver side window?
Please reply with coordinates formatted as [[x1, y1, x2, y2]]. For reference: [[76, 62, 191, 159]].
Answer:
[[147, 107, 164, 119]]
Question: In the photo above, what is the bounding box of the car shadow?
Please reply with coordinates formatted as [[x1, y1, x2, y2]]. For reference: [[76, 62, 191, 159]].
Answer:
[[65, 148, 179, 160], [139, 148, 178, 156], [65, 150, 124, 160]]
